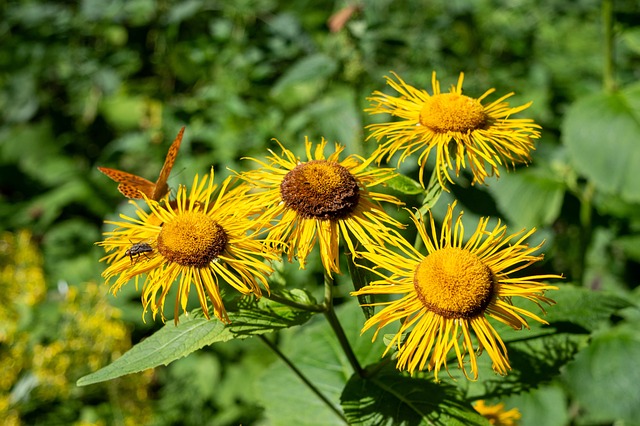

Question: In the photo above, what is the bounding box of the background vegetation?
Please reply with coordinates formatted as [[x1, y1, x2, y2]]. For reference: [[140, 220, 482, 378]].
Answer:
[[1, 0, 640, 425]]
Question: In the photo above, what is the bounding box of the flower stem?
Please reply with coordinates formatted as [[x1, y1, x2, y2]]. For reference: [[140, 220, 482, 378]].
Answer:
[[577, 181, 595, 284], [259, 335, 348, 424], [323, 271, 365, 377], [415, 167, 442, 250]]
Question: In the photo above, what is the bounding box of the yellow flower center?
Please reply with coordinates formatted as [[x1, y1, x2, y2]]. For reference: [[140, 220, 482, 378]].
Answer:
[[419, 93, 487, 133], [157, 211, 227, 268], [413, 247, 495, 319], [280, 160, 360, 220]]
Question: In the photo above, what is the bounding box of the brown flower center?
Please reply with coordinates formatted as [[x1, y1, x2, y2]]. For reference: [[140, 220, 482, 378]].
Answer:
[[419, 93, 487, 133], [413, 247, 495, 319], [280, 160, 360, 220], [157, 211, 227, 267]]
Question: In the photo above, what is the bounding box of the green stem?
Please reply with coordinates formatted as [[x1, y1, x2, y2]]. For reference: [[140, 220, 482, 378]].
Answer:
[[577, 182, 595, 284], [259, 335, 348, 424], [602, 0, 616, 93], [414, 167, 442, 250], [323, 271, 365, 377]]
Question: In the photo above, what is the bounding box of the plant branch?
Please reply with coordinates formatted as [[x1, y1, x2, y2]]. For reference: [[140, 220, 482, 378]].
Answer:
[[259, 335, 348, 424]]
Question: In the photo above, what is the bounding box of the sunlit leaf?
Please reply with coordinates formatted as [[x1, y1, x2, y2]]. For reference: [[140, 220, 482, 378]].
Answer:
[[563, 323, 640, 424], [77, 289, 316, 386], [563, 82, 640, 202]]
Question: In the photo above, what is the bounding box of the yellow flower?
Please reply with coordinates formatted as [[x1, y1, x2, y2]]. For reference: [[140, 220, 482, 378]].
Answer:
[[238, 137, 404, 276], [473, 400, 522, 426], [352, 202, 561, 380], [366, 71, 541, 189], [98, 169, 275, 324]]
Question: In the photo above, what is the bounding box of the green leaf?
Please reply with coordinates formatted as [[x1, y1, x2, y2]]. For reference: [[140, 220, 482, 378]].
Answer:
[[453, 328, 585, 401], [385, 173, 425, 195], [271, 53, 338, 104], [613, 234, 640, 262], [504, 384, 569, 426], [544, 284, 632, 333], [256, 300, 388, 425], [289, 87, 362, 147], [420, 173, 443, 214], [488, 166, 565, 228], [563, 323, 640, 424], [563, 82, 640, 202], [99, 91, 148, 130], [341, 364, 489, 426], [77, 289, 316, 386], [450, 286, 619, 399], [346, 252, 374, 320]]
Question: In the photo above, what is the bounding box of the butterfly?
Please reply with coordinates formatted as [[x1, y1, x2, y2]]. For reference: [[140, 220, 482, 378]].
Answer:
[[98, 127, 185, 201]]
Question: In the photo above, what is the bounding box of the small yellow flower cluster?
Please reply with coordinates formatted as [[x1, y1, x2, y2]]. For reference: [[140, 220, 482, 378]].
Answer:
[[28, 282, 155, 423], [0, 232, 154, 424], [0, 230, 47, 422], [97, 71, 561, 381]]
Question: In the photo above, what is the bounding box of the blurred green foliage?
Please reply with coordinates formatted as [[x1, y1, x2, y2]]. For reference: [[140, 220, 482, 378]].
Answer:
[[2, 0, 640, 425]]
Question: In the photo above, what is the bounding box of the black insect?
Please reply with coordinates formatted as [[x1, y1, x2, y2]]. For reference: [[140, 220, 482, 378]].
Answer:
[[125, 241, 153, 264]]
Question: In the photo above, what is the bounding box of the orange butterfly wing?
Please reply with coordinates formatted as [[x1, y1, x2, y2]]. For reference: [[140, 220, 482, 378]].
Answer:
[[98, 167, 156, 199], [98, 127, 185, 201], [152, 126, 185, 200]]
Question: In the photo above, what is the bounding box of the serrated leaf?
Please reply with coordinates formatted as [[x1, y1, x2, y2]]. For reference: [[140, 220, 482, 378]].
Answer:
[[563, 82, 640, 202], [77, 289, 316, 386], [447, 286, 607, 399], [341, 364, 489, 426], [563, 324, 640, 424]]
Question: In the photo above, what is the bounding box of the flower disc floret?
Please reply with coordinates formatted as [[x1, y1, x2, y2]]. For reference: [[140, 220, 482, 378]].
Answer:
[[236, 137, 405, 276], [280, 160, 360, 220], [157, 211, 227, 268], [419, 94, 487, 133], [414, 247, 494, 319]]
